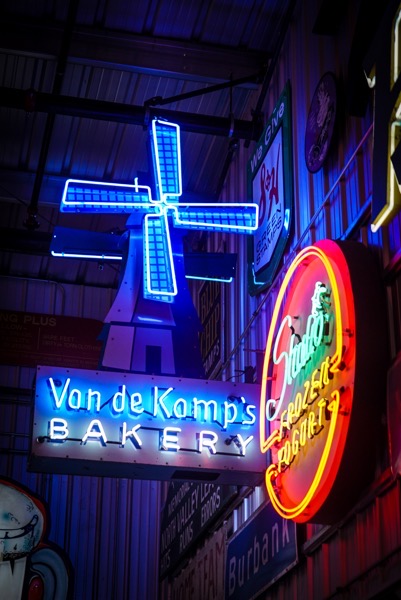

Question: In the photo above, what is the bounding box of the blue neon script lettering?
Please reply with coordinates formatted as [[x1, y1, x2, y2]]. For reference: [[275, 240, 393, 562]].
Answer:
[[47, 378, 256, 429], [49, 377, 70, 409], [153, 386, 174, 418]]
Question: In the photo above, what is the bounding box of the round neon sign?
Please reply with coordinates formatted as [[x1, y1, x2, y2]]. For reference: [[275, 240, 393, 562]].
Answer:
[[260, 239, 386, 523]]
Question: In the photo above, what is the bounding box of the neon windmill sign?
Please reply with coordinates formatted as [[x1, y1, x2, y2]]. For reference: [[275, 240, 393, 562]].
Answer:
[[51, 119, 258, 375], [52, 119, 258, 302]]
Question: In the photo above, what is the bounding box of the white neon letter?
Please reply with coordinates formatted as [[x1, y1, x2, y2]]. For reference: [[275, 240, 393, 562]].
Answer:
[[198, 430, 218, 454], [153, 387, 173, 418], [235, 434, 254, 456], [48, 377, 70, 409], [172, 398, 188, 419], [87, 389, 101, 412], [82, 419, 107, 445], [130, 392, 144, 415], [161, 427, 181, 451], [193, 398, 218, 422], [121, 423, 142, 448], [222, 400, 238, 429], [242, 401, 256, 425], [49, 418, 69, 440], [68, 388, 82, 410], [112, 385, 127, 413]]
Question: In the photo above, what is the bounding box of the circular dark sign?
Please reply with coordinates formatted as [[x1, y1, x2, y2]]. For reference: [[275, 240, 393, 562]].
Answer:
[[305, 72, 337, 173]]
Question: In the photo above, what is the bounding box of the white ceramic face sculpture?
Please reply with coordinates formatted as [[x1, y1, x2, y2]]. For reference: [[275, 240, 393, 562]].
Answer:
[[0, 482, 45, 560]]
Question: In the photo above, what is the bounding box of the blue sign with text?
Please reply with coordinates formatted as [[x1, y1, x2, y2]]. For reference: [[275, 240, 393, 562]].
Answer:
[[225, 502, 297, 599], [30, 365, 265, 486]]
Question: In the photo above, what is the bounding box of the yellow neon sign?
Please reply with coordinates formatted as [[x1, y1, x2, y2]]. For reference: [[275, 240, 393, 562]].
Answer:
[[370, 4, 401, 232], [265, 390, 340, 519], [260, 240, 356, 523]]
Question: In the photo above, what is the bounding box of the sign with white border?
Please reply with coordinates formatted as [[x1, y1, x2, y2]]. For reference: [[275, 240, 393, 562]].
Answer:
[[247, 82, 293, 294], [30, 366, 264, 485]]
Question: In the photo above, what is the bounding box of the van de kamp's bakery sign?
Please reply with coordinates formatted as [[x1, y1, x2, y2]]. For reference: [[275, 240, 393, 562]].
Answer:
[[30, 367, 264, 486]]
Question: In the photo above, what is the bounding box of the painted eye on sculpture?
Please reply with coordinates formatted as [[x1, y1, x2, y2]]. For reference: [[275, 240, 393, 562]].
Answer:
[[7, 512, 20, 524]]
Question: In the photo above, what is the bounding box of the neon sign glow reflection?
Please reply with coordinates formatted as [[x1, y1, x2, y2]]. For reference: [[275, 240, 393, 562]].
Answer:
[[260, 241, 356, 522]]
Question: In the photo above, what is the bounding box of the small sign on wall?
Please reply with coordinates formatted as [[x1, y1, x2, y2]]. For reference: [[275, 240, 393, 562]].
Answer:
[[198, 280, 222, 378], [160, 481, 236, 577], [225, 502, 297, 599], [304, 72, 337, 173], [169, 525, 228, 600], [247, 82, 293, 295], [0, 310, 103, 369]]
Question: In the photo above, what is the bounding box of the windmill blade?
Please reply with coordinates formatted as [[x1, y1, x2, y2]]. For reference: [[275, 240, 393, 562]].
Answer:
[[170, 203, 259, 233], [143, 213, 177, 302], [61, 179, 157, 213], [151, 119, 182, 203]]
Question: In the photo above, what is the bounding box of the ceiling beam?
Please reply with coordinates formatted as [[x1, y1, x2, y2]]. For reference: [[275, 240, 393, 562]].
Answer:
[[0, 86, 260, 140], [0, 18, 269, 84]]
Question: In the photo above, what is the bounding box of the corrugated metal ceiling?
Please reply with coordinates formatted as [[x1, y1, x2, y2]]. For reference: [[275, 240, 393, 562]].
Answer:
[[0, 0, 295, 288]]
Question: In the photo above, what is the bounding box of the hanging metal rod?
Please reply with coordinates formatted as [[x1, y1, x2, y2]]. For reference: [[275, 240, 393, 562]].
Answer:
[[0, 87, 260, 141], [144, 71, 264, 107]]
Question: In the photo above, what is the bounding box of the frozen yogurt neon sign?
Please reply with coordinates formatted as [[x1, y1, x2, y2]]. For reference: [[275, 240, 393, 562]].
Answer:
[[260, 240, 357, 523]]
